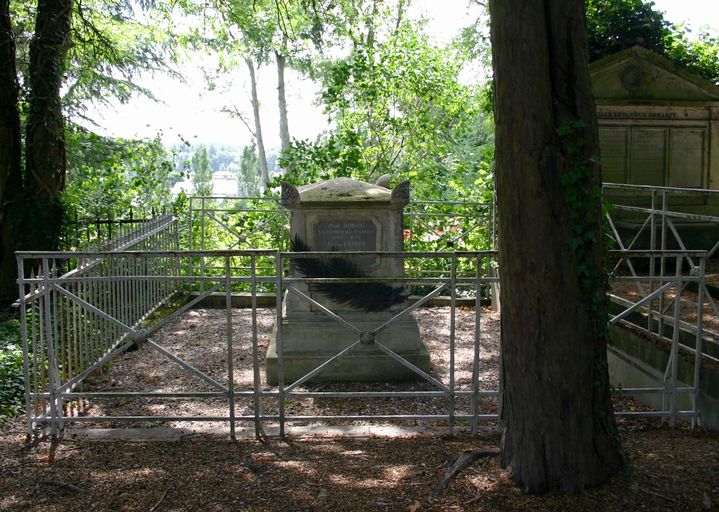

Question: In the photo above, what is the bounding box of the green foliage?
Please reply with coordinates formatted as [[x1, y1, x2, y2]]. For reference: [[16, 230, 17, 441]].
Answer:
[[63, 125, 178, 222], [665, 29, 719, 85], [0, 319, 24, 424], [586, 0, 719, 84], [586, 0, 671, 60], [276, 132, 362, 185], [191, 145, 213, 196], [64, 0, 178, 115], [237, 143, 262, 196], [280, 23, 494, 203], [557, 120, 608, 331], [10, 0, 178, 118]]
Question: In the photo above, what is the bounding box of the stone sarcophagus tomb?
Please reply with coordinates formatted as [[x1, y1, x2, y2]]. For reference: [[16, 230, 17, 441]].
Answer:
[[265, 176, 431, 384]]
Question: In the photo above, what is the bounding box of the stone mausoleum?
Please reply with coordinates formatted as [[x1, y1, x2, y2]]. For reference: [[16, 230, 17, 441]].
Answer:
[[591, 45, 719, 208]]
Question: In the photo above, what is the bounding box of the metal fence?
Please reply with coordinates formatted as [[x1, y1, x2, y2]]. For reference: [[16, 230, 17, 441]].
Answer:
[[604, 184, 719, 363], [62, 207, 169, 251], [17, 214, 179, 438], [188, 196, 496, 253], [15, 184, 719, 440], [17, 247, 502, 440], [16, 246, 712, 440], [607, 250, 712, 426], [187, 195, 497, 291]]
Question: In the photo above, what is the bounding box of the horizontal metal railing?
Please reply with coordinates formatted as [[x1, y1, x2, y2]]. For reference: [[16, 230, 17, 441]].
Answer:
[[16, 243, 714, 439], [17, 215, 180, 438], [606, 250, 710, 426], [17, 249, 501, 440]]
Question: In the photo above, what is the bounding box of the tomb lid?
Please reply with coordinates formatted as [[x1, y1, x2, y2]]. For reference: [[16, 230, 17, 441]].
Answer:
[[281, 177, 409, 209], [590, 45, 719, 104]]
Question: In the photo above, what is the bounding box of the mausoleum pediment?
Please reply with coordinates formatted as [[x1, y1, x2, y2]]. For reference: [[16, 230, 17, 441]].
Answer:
[[590, 45, 719, 103]]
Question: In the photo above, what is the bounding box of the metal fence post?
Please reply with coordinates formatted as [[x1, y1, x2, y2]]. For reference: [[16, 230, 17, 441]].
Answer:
[[225, 255, 236, 439], [250, 254, 264, 439], [471, 255, 482, 435], [448, 254, 457, 433], [692, 257, 706, 427], [41, 258, 62, 440], [275, 252, 285, 437], [668, 255, 682, 426]]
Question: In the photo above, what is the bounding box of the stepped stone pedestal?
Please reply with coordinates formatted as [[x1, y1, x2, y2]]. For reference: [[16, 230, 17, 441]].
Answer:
[[265, 176, 431, 384]]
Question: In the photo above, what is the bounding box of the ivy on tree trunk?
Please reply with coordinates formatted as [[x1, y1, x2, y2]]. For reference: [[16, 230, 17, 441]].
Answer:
[[490, 0, 624, 493], [25, 0, 72, 251], [0, 0, 23, 301]]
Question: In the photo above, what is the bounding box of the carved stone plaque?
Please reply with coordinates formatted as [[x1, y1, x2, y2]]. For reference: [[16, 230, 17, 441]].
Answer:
[[315, 220, 377, 268], [315, 220, 376, 251]]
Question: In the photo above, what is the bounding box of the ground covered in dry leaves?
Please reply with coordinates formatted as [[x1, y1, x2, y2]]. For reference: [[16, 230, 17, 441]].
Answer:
[[3, 306, 718, 510], [0, 417, 718, 511]]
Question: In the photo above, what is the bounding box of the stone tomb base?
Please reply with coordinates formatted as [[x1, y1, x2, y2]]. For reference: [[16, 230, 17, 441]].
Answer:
[[265, 312, 432, 385]]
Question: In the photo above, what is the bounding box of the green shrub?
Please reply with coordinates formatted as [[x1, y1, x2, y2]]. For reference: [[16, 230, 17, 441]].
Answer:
[[0, 319, 25, 423]]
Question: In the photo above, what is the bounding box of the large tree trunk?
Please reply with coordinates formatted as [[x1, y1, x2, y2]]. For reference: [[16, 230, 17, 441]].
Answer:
[[490, 0, 623, 493], [0, 0, 23, 302], [276, 51, 290, 153], [25, 0, 72, 251], [245, 57, 270, 188]]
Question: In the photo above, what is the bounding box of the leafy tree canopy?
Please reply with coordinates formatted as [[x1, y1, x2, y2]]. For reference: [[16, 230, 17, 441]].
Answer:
[[10, 0, 179, 120], [586, 0, 719, 84], [63, 124, 178, 221], [280, 23, 494, 203], [191, 145, 213, 196]]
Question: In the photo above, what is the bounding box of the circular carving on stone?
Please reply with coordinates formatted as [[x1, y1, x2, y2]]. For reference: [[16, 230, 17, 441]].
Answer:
[[620, 65, 644, 93]]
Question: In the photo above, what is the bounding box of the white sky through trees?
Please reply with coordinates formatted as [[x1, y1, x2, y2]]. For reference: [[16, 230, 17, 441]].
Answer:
[[83, 0, 719, 149]]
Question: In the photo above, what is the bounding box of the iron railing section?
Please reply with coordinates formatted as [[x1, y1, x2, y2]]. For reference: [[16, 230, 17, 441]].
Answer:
[[187, 196, 288, 293], [62, 207, 169, 251], [16, 215, 180, 436], [604, 184, 719, 345], [186, 196, 498, 289], [16, 245, 714, 439], [17, 249, 502, 440], [604, 183, 719, 258], [607, 250, 710, 426]]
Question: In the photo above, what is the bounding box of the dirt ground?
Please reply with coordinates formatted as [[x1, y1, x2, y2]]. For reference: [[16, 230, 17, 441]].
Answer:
[[4, 307, 718, 511], [0, 416, 718, 512]]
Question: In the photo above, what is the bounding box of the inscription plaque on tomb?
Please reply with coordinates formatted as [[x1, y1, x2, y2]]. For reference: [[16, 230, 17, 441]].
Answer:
[[316, 220, 376, 251], [316, 219, 377, 268]]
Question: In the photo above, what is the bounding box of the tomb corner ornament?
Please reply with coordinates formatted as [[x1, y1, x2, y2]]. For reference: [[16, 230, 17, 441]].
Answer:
[[375, 173, 392, 189], [281, 181, 301, 209], [390, 180, 410, 207]]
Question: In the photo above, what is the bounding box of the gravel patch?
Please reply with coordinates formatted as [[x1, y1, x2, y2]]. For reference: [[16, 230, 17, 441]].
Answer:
[[76, 307, 501, 431]]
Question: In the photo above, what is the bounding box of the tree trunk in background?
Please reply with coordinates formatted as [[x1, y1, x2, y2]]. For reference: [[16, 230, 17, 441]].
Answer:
[[245, 57, 270, 188], [0, 0, 23, 302], [276, 51, 290, 153], [490, 0, 623, 493], [25, 0, 72, 251]]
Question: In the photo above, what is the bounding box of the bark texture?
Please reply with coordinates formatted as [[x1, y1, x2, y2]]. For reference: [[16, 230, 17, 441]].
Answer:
[[276, 51, 290, 153], [490, 0, 623, 493], [25, 0, 72, 250], [245, 57, 270, 188], [0, 0, 23, 301]]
